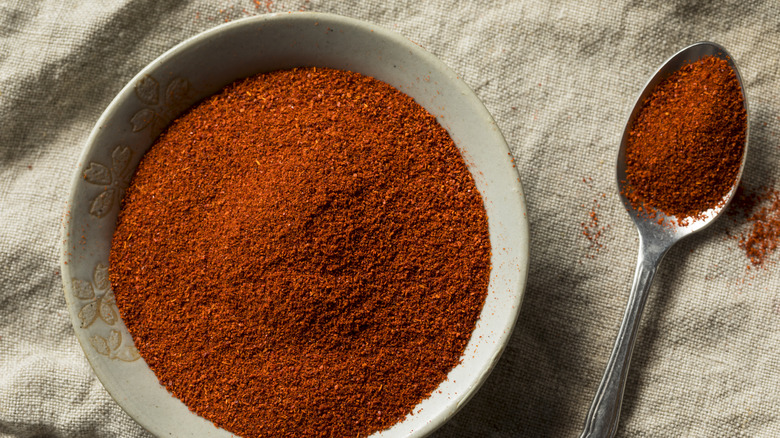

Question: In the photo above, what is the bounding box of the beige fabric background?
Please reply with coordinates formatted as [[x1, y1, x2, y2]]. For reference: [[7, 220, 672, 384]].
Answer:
[[1, 1, 778, 437]]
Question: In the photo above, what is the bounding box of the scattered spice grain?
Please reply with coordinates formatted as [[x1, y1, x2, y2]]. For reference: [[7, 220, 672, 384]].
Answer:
[[623, 55, 747, 220], [580, 177, 609, 258], [727, 185, 780, 268], [109, 67, 491, 438]]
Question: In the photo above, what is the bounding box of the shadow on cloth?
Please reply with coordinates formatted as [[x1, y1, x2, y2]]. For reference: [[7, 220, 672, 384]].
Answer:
[[0, 0, 186, 164], [431, 254, 594, 437]]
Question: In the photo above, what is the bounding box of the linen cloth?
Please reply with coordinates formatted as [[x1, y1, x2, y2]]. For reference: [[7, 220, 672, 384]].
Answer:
[[1, 0, 778, 437]]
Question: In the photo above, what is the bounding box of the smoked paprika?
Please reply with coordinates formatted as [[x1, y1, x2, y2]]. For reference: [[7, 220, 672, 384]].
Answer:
[[109, 67, 491, 437], [623, 55, 747, 220]]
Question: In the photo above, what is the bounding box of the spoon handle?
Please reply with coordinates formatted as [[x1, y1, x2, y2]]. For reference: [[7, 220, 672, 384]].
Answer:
[[580, 240, 668, 438]]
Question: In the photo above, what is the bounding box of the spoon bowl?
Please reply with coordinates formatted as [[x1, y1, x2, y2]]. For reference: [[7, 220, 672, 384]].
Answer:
[[581, 41, 749, 438], [617, 41, 750, 238]]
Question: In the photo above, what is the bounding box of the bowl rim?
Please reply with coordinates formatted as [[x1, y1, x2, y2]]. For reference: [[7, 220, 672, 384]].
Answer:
[[60, 11, 530, 438]]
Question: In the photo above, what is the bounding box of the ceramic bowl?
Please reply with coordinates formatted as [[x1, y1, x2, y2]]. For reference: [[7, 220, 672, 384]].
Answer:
[[61, 12, 529, 438]]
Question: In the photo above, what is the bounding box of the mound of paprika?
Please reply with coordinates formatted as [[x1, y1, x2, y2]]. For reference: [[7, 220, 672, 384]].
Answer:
[[109, 67, 491, 438]]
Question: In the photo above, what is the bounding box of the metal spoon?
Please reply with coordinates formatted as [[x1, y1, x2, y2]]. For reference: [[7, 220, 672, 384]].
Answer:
[[579, 41, 749, 438]]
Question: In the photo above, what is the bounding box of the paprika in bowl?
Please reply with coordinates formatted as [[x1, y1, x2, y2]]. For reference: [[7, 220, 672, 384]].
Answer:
[[60, 12, 529, 438]]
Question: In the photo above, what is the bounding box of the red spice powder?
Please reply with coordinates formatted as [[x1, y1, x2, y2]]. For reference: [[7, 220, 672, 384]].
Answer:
[[580, 177, 609, 258], [109, 68, 491, 437], [623, 56, 747, 220], [253, 0, 273, 12], [727, 185, 780, 268]]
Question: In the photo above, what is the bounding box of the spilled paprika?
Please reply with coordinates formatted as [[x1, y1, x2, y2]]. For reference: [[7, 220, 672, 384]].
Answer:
[[728, 185, 780, 268], [109, 67, 491, 438], [623, 55, 747, 220]]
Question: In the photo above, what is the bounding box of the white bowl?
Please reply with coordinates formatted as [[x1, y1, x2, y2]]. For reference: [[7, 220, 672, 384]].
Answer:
[[61, 12, 529, 438]]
